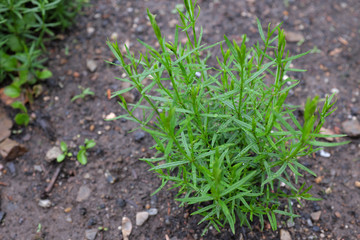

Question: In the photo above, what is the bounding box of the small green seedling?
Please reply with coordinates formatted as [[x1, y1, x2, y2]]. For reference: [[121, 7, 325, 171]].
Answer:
[[77, 139, 96, 165], [57, 141, 73, 163], [11, 101, 30, 126], [71, 86, 95, 102]]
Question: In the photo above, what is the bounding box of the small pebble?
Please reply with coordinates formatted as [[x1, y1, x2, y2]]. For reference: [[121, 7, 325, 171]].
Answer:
[[195, 72, 201, 78], [310, 211, 322, 222], [34, 165, 43, 172], [307, 218, 313, 227], [280, 229, 292, 240], [334, 211, 341, 218], [355, 181, 360, 188], [87, 217, 97, 227], [145, 203, 151, 210], [64, 207, 72, 213], [325, 187, 332, 194], [134, 131, 146, 142], [287, 219, 295, 228], [165, 215, 171, 225], [85, 228, 98, 240], [122, 217, 132, 240], [0, 212, 6, 223], [319, 149, 331, 158], [6, 162, 16, 176], [105, 170, 116, 184], [312, 226, 320, 232], [79, 207, 87, 216], [136, 211, 149, 226], [65, 216, 72, 223], [18, 218, 24, 225], [148, 208, 158, 216], [38, 199, 52, 208], [116, 198, 126, 208]]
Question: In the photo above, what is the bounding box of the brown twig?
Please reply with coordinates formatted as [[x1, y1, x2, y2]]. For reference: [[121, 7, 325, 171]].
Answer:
[[0, 182, 9, 186], [45, 164, 62, 193]]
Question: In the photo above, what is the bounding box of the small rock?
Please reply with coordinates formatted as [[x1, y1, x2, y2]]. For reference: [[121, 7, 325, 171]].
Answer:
[[34, 165, 43, 172], [87, 217, 97, 227], [122, 91, 135, 103], [87, 27, 95, 37], [148, 208, 158, 216], [64, 207, 72, 213], [334, 211, 341, 218], [286, 219, 295, 228], [65, 215, 72, 223], [312, 226, 320, 232], [307, 218, 313, 227], [164, 215, 171, 225], [355, 181, 360, 188], [6, 162, 16, 176], [76, 185, 92, 202], [86, 59, 97, 72], [320, 127, 335, 141], [38, 199, 52, 208], [311, 211, 322, 222], [319, 149, 331, 158], [314, 176, 324, 184], [85, 229, 98, 240], [116, 198, 126, 208], [122, 217, 132, 240], [280, 229, 292, 240], [325, 187, 332, 194], [134, 131, 145, 142], [110, 32, 118, 41], [105, 170, 116, 184], [0, 211, 6, 223], [45, 146, 62, 162], [195, 72, 201, 78], [79, 207, 87, 216], [105, 112, 116, 120], [136, 211, 149, 226], [342, 119, 360, 137], [284, 31, 304, 43], [0, 138, 27, 160]]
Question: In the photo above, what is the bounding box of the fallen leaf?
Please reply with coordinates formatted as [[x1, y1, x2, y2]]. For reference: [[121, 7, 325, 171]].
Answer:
[[0, 138, 27, 160], [0, 108, 13, 142]]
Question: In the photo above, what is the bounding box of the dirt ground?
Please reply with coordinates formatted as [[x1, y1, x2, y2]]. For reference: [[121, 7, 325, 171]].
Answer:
[[0, 0, 360, 239]]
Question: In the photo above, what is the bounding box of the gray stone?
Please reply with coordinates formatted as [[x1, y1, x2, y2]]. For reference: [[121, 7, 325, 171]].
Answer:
[[45, 146, 62, 162], [280, 229, 292, 240], [310, 211, 322, 222], [38, 199, 51, 208], [307, 218, 313, 227], [342, 119, 360, 137], [76, 185, 91, 202], [148, 208, 158, 216], [85, 229, 98, 240], [136, 211, 149, 226], [134, 131, 145, 142], [287, 219, 295, 228], [34, 165, 43, 172], [86, 59, 97, 72]]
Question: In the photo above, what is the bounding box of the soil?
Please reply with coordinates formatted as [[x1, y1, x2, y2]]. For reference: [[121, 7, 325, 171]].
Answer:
[[1, 0, 360, 239]]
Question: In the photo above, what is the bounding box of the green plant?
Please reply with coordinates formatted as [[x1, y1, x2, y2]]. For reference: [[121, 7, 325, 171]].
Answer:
[[71, 86, 95, 102], [57, 139, 95, 165], [11, 100, 29, 126], [57, 141, 73, 162], [77, 138, 96, 165], [107, 0, 348, 234], [0, 0, 86, 124]]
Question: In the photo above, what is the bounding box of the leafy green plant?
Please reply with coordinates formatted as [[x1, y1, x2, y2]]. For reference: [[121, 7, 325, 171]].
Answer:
[[11, 100, 29, 126], [107, 0, 348, 234], [0, 0, 86, 124], [57, 141, 73, 162], [71, 86, 95, 102], [57, 139, 95, 165], [77, 138, 96, 165]]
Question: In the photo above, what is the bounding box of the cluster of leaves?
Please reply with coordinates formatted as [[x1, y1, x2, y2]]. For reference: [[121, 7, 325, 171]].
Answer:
[[0, 0, 86, 125], [57, 139, 96, 165], [107, 0, 348, 234]]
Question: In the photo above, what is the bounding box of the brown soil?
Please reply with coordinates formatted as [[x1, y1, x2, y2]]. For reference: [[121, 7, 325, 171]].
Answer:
[[1, 0, 359, 239]]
